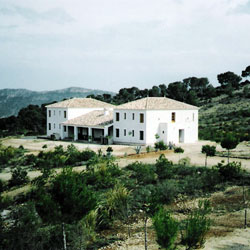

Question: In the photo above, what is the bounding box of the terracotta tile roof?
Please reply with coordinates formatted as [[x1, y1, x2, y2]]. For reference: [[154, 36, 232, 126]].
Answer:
[[46, 98, 115, 109], [62, 110, 113, 127], [115, 97, 199, 110]]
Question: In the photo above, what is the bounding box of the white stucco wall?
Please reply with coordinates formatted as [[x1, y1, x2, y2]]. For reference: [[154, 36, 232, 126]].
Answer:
[[146, 109, 198, 144], [47, 107, 108, 138], [113, 109, 146, 144], [47, 108, 68, 138], [113, 109, 198, 145]]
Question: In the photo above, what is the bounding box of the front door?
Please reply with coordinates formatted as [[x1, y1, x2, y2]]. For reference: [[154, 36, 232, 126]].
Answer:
[[179, 129, 184, 143]]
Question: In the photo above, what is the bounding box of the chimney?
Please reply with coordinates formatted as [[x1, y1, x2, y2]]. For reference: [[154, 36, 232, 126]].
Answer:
[[104, 108, 109, 116]]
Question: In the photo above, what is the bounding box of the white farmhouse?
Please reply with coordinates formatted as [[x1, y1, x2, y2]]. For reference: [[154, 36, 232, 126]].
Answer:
[[46, 98, 114, 140], [113, 97, 198, 145]]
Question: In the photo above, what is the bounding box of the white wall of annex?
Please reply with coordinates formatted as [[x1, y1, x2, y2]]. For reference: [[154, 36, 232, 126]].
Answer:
[[113, 109, 146, 144], [47, 108, 68, 137], [146, 109, 198, 144], [47, 107, 110, 138]]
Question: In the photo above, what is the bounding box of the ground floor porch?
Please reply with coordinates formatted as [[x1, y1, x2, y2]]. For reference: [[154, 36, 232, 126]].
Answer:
[[62, 125, 113, 144]]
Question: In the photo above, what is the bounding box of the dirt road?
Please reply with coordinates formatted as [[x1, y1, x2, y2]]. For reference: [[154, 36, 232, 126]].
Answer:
[[1, 138, 249, 182]]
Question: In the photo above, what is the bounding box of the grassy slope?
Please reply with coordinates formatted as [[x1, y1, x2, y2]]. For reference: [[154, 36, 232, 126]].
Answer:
[[199, 89, 250, 142]]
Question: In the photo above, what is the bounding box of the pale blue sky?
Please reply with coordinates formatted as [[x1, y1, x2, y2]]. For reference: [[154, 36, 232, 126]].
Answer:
[[0, 0, 249, 92]]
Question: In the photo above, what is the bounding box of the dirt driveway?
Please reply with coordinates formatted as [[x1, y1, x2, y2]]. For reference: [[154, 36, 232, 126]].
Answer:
[[1, 138, 249, 182]]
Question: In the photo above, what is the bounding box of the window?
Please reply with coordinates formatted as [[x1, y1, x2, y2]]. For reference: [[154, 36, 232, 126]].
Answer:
[[193, 113, 195, 121], [124, 129, 126, 136], [140, 113, 144, 123], [54, 123, 55, 129], [64, 126, 66, 132], [64, 111, 67, 118], [116, 128, 120, 137], [49, 123, 51, 130], [124, 113, 126, 120], [132, 113, 135, 120], [116, 112, 120, 121], [49, 110, 51, 117], [171, 112, 176, 122], [59, 124, 61, 129], [140, 131, 144, 140], [54, 110, 55, 116], [132, 130, 134, 137], [59, 111, 61, 116]]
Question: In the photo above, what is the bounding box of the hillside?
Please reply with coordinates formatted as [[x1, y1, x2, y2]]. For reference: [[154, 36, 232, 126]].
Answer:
[[0, 87, 115, 118], [199, 87, 250, 142]]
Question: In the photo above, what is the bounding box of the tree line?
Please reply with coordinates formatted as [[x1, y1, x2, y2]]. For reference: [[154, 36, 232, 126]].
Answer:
[[0, 65, 249, 138], [87, 65, 250, 105]]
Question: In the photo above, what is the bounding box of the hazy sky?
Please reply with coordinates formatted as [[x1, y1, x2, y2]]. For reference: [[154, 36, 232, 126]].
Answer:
[[0, 0, 249, 92]]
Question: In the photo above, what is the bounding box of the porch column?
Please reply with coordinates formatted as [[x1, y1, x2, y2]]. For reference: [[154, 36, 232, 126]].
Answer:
[[60, 124, 64, 139], [88, 127, 92, 139], [74, 126, 78, 141], [104, 126, 108, 137]]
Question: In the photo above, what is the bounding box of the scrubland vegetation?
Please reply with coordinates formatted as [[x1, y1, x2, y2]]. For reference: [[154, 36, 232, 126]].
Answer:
[[0, 143, 249, 250]]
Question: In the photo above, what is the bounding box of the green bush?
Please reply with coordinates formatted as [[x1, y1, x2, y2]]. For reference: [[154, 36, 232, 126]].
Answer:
[[174, 147, 184, 154], [155, 180, 180, 204], [50, 168, 97, 223], [85, 161, 121, 190], [155, 154, 173, 179], [9, 166, 29, 187], [173, 165, 197, 177], [200, 169, 221, 192], [127, 162, 156, 185], [154, 140, 168, 151], [215, 161, 242, 181], [178, 157, 191, 166], [180, 175, 204, 196], [153, 207, 179, 250], [146, 145, 152, 153], [182, 200, 211, 249]]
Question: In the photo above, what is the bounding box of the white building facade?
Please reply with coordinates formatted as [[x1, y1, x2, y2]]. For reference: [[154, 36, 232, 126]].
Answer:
[[113, 97, 198, 145], [46, 97, 199, 145], [46, 98, 114, 140]]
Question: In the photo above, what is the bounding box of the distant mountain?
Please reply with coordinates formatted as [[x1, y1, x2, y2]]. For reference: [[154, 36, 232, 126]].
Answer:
[[0, 87, 115, 118]]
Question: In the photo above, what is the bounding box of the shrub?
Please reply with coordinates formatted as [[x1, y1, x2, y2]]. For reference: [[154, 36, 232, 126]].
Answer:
[[180, 175, 204, 196], [154, 140, 167, 151], [134, 146, 141, 154], [173, 165, 197, 177], [80, 149, 96, 161], [9, 166, 29, 187], [155, 154, 173, 179], [155, 180, 180, 204], [146, 145, 152, 153], [106, 147, 113, 156], [153, 207, 179, 250], [200, 169, 221, 192], [50, 168, 97, 223], [128, 162, 156, 185], [182, 200, 211, 249], [215, 161, 242, 181], [85, 160, 121, 190], [174, 147, 184, 154], [178, 157, 191, 166]]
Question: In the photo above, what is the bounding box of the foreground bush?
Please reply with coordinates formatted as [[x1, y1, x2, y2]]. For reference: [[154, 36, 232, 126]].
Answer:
[[215, 161, 242, 181], [9, 166, 29, 187], [153, 207, 179, 250], [155, 154, 173, 179], [182, 200, 211, 249]]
